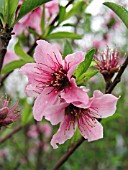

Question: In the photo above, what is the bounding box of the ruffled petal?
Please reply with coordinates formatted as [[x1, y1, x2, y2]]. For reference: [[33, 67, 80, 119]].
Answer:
[[25, 83, 41, 98], [61, 78, 89, 105], [33, 88, 58, 121], [19, 63, 41, 86], [51, 115, 76, 149], [90, 90, 118, 118], [45, 102, 69, 125], [78, 117, 103, 142], [64, 52, 85, 79], [34, 40, 63, 68]]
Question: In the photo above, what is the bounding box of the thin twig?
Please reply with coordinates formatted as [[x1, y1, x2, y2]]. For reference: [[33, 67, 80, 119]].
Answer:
[[27, 41, 37, 55], [52, 137, 84, 170], [0, 24, 12, 73], [0, 125, 22, 144]]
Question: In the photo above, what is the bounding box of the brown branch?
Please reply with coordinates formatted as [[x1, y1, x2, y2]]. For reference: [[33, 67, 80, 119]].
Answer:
[[27, 41, 37, 55], [52, 137, 84, 170], [0, 125, 22, 144], [0, 23, 12, 73], [106, 56, 128, 93]]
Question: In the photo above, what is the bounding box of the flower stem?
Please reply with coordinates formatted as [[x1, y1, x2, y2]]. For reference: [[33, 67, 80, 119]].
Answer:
[[51, 137, 84, 170]]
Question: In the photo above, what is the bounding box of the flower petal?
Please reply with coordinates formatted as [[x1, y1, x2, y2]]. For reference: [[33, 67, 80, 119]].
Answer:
[[25, 83, 41, 98], [61, 78, 89, 105], [33, 88, 58, 121], [34, 40, 62, 68], [78, 117, 103, 142], [51, 115, 76, 149], [90, 90, 118, 118], [20, 63, 40, 86], [45, 102, 69, 125], [64, 52, 85, 79]]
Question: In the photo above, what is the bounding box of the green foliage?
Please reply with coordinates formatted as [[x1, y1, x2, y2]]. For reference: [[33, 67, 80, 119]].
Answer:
[[63, 40, 73, 57], [14, 41, 34, 62], [103, 2, 128, 28], [58, 6, 66, 24], [46, 32, 81, 39], [1, 60, 26, 74], [77, 70, 98, 85], [0, 0, 4, 14], [4, 0, 19, 27], [14, 0, 51, 26], [28, 27, 40, 37], [21, 100, 33, 126], [74, 49, 95, 82], [40, 4, 45, 34], [64, 1, 86, 20]]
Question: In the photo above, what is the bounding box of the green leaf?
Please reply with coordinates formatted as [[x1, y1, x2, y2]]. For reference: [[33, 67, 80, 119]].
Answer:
[[21, 101, 33, 126], [4, 0, 19, 27], [14, 0, 51, 25], [62, 23, 75, 27], [77, 70, 98, 85], [0, 0, 4, 14], [58, 5, 66, 24], [103, 2, 128, 28], [1, 60, 26, 74], [63, 40, 73, 57], [40, 4, 45, 34], [46, 32, 81, 39], [14, 41, 34, 62], [74, 49, 95, 81], [64, 1, 86, 20], [28, 27, 40, 37]]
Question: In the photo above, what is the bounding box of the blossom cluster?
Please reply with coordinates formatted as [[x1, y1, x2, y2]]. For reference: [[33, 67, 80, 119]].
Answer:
[[20, 40, 118, 149]]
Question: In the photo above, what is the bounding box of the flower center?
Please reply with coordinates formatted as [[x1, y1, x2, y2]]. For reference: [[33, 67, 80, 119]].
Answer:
[[65, 104, 88, 118], [50, 67, 70, 91]]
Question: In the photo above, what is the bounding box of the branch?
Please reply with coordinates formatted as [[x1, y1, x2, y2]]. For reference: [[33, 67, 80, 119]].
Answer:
[[0, 125, 22, 144], [106, 56, 128, 93], [0, 24, 12, 72], [52, 137, 84, 170]]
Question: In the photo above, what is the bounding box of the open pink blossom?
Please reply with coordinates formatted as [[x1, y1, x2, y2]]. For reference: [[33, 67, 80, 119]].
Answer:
[[49, 90, 118, 149], [20, 40, 89, 121]]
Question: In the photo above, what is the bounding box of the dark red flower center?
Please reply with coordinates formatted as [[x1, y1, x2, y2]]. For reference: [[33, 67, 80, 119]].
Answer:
[[65, 104, 88, 118], [50, 67, 70, 91]]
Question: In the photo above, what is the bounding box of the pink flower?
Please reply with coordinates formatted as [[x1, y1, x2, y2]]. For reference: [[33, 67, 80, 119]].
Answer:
[[20, 40, 89, 121], [14, 0, 59, 35], [94, 48, 120, 81], [45, 0, 59, 17], [14, 7, 42, 35], [0, 98, 20, 128], [3, 51, 19, 67], [48, 90, 118, 149]]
